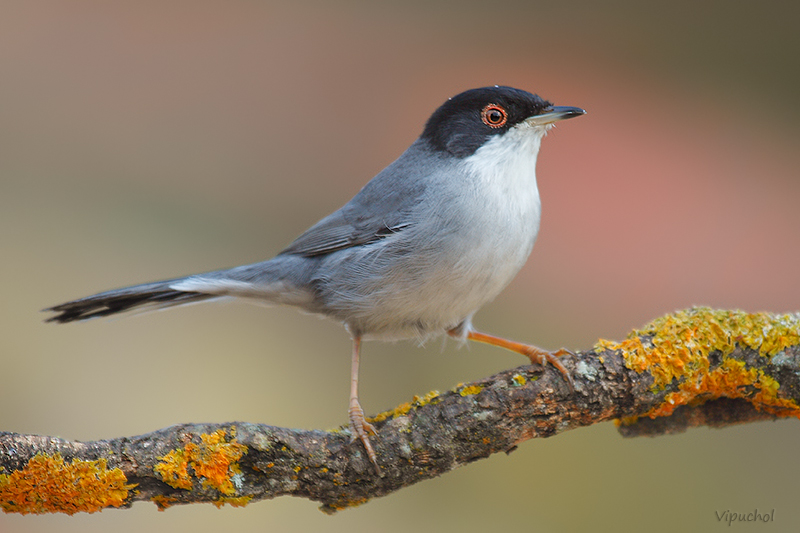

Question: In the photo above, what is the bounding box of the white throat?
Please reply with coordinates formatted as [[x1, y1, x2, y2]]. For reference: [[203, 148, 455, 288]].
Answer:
[[456, 121, 548, 268], [461, 122, 547, 192], [460, 123, 548, 225]]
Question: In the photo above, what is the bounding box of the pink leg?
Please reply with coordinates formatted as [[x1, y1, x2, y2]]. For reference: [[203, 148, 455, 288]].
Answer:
[[348, 336, 381, 475]]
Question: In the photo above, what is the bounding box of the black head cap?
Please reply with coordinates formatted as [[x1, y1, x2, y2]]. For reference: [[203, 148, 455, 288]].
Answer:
[[421, 86, 552, 158]]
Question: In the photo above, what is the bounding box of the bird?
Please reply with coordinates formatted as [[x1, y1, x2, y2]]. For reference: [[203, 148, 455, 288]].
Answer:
[[45, 86, 585, 475]]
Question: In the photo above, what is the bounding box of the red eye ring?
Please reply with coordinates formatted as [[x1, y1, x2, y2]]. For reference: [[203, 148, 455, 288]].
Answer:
[[481, 104, 508, 128]]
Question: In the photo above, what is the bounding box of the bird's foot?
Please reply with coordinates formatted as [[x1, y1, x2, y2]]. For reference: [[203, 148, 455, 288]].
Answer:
[[348, 400, 382, 476], [520, 345, 575, 390], [457, 329, 575, 391]]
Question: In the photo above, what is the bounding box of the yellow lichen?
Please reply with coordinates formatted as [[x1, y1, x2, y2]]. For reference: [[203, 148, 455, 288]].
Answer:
[[369, 390, 441, 423], [512, 374, 527, 386], [151, 494, 178, 511], [615, 416, 639, 427], [597, 308, 800, 420], [0, 453, 135, 515], [458, 384, 484, 396], [213, 495, 252, 508], [154, 429, 247, 495], [322, 496, 371, 513], [154, 448, 192, 490]]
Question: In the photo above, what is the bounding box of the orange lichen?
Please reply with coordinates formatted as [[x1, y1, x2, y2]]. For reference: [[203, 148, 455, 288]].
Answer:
[[369, 390, 441, 423], [154, 429, 247, 495], [191, 432, 245, 494], [0, 453, 135, 515], [645, 358, 760, 418], [597, 308, 800, 420]]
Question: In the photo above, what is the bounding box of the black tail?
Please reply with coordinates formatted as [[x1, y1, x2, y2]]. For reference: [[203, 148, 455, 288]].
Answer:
[[44, 279, 215, 323]]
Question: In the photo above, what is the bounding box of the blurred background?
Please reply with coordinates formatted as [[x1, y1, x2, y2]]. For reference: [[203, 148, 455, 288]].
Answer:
[[2, 1, 798, 531]]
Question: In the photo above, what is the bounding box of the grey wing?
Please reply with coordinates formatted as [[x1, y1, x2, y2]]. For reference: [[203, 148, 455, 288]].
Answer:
[[279, 146, 429, 258], [279, 208, 411, 257]]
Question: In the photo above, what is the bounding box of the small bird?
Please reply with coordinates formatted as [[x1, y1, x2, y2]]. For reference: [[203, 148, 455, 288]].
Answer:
[[46, 86, 584, 474]]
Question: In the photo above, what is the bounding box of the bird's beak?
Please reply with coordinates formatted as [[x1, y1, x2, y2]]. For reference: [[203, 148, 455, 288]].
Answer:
[[526, 106, 586, 126]]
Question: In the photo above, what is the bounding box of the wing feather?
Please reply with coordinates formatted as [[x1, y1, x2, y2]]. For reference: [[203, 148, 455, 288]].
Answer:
[[279, 142, 432, 257]]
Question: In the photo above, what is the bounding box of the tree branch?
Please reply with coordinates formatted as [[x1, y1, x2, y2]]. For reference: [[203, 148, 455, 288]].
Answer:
[[2, 308, 798, 514]]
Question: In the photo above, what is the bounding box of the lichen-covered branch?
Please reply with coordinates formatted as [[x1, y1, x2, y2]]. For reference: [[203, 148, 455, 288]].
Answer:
[[2, 308, 798, 515]]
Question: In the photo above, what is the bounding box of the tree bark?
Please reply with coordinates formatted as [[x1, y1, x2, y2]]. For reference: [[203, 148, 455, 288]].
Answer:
[[1, 308, 798, 514]]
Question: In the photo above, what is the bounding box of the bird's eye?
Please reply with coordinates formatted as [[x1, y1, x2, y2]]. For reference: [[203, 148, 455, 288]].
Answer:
[[481, 104, 508, 128]]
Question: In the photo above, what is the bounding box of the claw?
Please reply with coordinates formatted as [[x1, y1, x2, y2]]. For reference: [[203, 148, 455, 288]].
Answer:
[[526, 346, 575, 391], [349, 399, 382, 476]]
